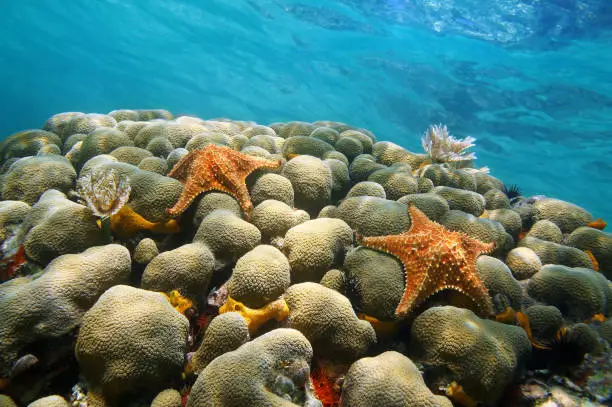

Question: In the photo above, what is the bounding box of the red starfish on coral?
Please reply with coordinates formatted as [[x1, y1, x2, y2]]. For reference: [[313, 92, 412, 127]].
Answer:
[[166, 145, 281, 220], [356, 204, 494, 318]]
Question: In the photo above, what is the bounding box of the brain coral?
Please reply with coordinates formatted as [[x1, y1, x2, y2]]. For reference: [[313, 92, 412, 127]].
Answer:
[[284, 282, 376, 362], [411, 306, 531, 404], [141, 242, 215, 301], [280, 136, 334, 159], [532, 198, 593, 233], [337, 196, 410, 237], [193, 209, 261, 262], [226, 245, 291, 308], [0, 129, 62, 161], [75, 285, 189, 404], [0, 244, 130, 377], [518, 236, 593, 269], [476, 255, 523, 311], [1, 155, 76, 205], [342, 247, 404, 321], [250, 173, 295, 207], [526, 264, 612, 321], [526, 219, 563, 243], [281, 155, 332, 215], [440, 210, 514, 258], [22, 190, 110, 265], [348, 155, 386, 183], [283, 218, 353, 282], [189, 312, 250, 374], [396, 193, 450, 222], [431, 186, 485, 216], [566, 226, 612, 279], [187, 328, 321, 407], [341, 351, 453, 407], [345, 181, 386, 200], [367, 166, 419, 201], [417, 164, 477, 191], [505, 247, 542, 280]]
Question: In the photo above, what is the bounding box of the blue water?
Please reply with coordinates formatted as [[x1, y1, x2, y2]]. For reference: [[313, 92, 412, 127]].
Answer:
[[1, 0, 610, 219]]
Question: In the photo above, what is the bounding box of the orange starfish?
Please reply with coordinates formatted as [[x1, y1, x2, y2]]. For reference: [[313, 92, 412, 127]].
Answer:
[[166, 145, 281, 219], [356, 204, 495, 318]]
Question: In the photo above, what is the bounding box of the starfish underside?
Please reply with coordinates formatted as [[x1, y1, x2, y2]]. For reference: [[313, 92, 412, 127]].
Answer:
[[358, 204, 495, 318], [166, 145, 281, 219]]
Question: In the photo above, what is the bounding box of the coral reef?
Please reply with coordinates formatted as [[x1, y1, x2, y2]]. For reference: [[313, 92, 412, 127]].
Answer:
[[0, 110, 608, 406]]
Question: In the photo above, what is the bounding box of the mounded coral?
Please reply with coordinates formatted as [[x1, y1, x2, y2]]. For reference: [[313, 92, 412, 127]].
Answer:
[[0, 200, 30, 243], [138, 156, 169, 174], [192, 192, 242, 228], [416, 164, 477, 191], [1, 156, 76, 205], [0, 244, 130, 377], [411, 306, 531, 405], [396, 193, 450, 222], [0, 130, 62, 161], [532, 198, 593, 234], [284, 283, 376, 361], [26, 395, 70, 407], [367, 166, 418, 201], [193, 209, 261, 262], [283, 218, 353, 282], [484, 208, 522, 242], [439, 210, 514, 258], [75, 285, 189, 404], [524, 305, 564, 348], [133, 237, 159, 265], [343, 247, 404, 321], [226, 245, 291, 309], [43, 112, 86, 137], [431, 186, 485, 216], [341, 351, 453, 407], [526, 264, 612, 321], [109, 146, 153, 166], [187, 328, 321, 407], [250, 173, 295, 207], [371, 141, 422, 168], [319, 269, 346, 292], [325, 158, 350, 201], [348, 155, 386, 183], [67, 113, 117, 135], [566, 226, 612, 279], [518, 236, 593, 269], [150, 389, 182, 407], [251, 200, 309, 243], [476, 255, 523, 312], [505, 247, 542, 280], [484, 188, 511, 210], [345, 181, 386, 200], [22, 190, 110, 265], [189, 312, 250, 374], [526, 219, 563, 243], [281, 136, 334, 159], [337, 197, 410, 237], [141, 243, 215, 301], [78, 128, 133, 168], [281, 155, 332, 215]]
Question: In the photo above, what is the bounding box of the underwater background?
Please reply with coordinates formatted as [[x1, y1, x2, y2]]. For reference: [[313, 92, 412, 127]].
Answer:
[[1, 0, 610, 219]]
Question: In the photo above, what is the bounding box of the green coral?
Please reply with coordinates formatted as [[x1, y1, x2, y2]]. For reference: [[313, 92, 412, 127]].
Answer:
[[187, 328, 320, 407], [226, 245, 291, 308], [526, 264, 612, 321], [341, 351, 453, 407], [141, 243, 215, 301], [411, 306, 531, 405], [189, 312, 250, 374], [337, 196, 410, 237], [284, 282, 376, 361], [75, 285, 189, 404]]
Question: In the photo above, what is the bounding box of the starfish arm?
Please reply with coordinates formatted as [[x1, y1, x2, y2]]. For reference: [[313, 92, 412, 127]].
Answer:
[[408, 203, 445, 234], [167, 150, 199, 182]]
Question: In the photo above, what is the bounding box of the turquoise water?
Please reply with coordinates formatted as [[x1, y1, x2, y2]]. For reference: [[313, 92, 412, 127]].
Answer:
[[1, 0, 610, 219]]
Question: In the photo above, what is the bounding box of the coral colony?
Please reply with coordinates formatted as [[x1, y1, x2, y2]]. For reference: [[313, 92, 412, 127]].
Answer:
[[0, 110, 610, 406]]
